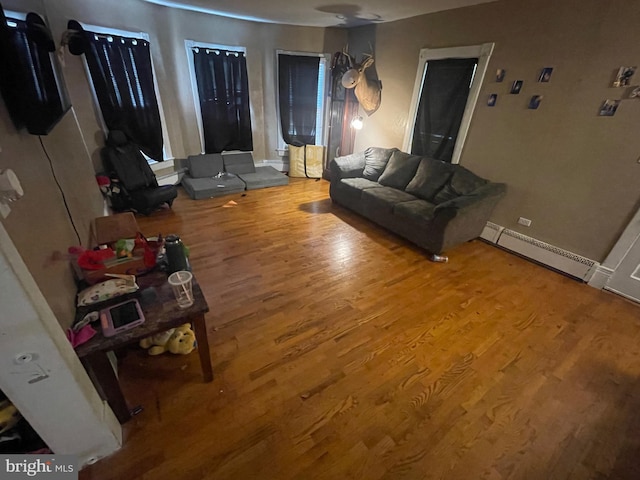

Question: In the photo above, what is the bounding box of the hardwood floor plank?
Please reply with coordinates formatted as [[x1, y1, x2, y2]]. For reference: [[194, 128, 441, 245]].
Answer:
[[79, 179, 640, 480]]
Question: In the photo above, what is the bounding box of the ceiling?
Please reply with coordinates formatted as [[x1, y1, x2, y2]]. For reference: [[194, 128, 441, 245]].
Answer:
[[141, 0, 499, 28]]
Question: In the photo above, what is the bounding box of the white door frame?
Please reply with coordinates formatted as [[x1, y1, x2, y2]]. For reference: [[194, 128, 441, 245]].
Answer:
[[588, 204, 640, 299], [402, 43, 494, 164], [0, 222, 121, 465]]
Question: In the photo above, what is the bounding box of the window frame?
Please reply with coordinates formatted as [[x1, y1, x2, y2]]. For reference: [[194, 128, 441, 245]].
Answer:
[[184, 40, 251, 154], [275, 50, 330, 156], [78, 23, 173, 167], [403, 43, 494, 164]]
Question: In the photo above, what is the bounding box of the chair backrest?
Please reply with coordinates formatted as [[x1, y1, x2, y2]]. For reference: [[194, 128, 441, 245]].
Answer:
[[102, 131, 158, 192], [223, 152, 256, 175], [187, 153, 224, 178]]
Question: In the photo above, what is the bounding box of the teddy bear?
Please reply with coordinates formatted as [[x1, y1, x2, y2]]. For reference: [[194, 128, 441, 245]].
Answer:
[[139, 323, 196, 355]]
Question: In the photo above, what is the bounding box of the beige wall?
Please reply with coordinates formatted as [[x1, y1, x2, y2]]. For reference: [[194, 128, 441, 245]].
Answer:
[[0, 0, 345, 330], [351, 0, 640, 262]]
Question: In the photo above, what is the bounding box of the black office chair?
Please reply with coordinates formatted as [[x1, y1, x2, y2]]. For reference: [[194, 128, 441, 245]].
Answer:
[[101, 131, 177, 215]]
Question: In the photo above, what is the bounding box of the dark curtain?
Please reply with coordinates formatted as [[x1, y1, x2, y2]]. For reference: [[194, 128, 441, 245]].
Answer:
[[192, 48, 253, 153], [412, 58, 478, 162], [278, 54, 319, 146], [76, 28, 164, 161]]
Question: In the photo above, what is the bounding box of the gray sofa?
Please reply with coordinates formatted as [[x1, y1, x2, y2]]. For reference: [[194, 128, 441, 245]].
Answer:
[[330, 147, 506, 261]]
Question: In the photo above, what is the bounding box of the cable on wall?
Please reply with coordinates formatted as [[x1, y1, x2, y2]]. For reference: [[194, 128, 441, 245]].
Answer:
[[38, 136, 82, 246]]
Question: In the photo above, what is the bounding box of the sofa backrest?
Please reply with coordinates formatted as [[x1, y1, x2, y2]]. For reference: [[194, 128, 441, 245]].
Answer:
[[223, 152, 256, 175], [374, 150, 490, 204], [187, 154, 224, 178]]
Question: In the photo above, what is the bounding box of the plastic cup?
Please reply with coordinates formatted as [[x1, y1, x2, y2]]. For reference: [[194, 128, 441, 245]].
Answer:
[[168, 270, 194, 309]]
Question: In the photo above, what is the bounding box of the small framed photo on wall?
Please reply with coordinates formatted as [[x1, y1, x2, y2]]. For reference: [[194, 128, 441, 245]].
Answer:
[[487, 94, 498, 106], [538, 67, 553, 82], [496, 69, 506, 82], [510, 80, 523, 94], [613, 66, 637, 87], [598, 99, 620, 116], [528, 95, 543, 109]]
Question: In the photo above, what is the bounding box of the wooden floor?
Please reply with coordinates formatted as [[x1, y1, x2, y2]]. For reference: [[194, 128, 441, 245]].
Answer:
[[80, 178, 640, 480]]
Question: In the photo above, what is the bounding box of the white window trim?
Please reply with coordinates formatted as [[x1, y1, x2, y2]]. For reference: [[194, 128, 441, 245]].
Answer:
[[275, 50, 330, 156], [78, 23, 173, 168], [403, 43, 494, 164], [184, 40, 250, 155]]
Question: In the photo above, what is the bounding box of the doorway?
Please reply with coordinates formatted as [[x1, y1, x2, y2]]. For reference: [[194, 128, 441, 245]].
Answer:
[[596, 206, 640, 302], [403, 43, 494, 164]]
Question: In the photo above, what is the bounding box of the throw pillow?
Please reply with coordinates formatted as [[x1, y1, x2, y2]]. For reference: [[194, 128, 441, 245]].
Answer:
[[450, 166, 488, 195], [377, 151, 422, 190], [432, 166, 488, 204], [362, 147, 397, 181], [405, 157, 455, 201]]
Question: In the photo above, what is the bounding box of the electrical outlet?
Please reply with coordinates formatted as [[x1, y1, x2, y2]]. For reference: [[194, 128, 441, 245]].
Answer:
[[518, 217, 532, 227]]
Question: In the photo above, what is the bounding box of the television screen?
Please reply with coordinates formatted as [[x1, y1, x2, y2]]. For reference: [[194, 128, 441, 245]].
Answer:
[[0, 5, 71, 135]]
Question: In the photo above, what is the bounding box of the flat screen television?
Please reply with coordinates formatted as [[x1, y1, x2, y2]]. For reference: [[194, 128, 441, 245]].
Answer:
[[0, 4, 71, 135]]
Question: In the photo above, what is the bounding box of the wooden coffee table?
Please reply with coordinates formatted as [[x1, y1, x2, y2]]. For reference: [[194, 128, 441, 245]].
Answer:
[[74, 270, 212, 424]]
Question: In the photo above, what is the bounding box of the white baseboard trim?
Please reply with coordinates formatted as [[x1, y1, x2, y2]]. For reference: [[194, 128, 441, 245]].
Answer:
[[480, 221, 504, 244], [481, 222, 599, 282], [263, 159, 289, 172], [587, 265, 614, 289]]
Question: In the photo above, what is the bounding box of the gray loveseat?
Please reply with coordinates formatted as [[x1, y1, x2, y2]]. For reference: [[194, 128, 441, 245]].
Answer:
[[330, 147, 506, 261]]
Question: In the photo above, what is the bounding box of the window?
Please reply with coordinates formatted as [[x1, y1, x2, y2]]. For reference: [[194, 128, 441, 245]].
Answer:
[[68, 22, 172, 163], [276, 51, 328, 154], [185, 41, 252, 154], [403, 43, 494, 164]]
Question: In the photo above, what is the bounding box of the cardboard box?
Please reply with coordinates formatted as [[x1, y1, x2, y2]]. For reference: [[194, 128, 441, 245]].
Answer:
[[93, 212, 139, 247]]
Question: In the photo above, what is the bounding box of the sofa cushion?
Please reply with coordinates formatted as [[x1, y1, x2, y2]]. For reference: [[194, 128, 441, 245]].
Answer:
[[223, 153, 257, 175], [182, 174, 245, 200], [237, 166, 289, 190], [405, 157, 455, 201], [188, 154, 224, 178], [394, 199, 437, 222], [377, 151, 422, 190], [341, 177, 381, 190], [362, 147, 397, 181], [433, 165, 488, 204], [361, 186, 417, 214]]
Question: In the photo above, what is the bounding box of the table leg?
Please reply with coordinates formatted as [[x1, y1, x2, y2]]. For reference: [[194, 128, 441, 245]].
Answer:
[[82, 352, 132, 424], [192, 314, 213, 382]]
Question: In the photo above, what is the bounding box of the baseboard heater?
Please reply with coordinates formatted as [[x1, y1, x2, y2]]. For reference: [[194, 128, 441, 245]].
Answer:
[[481, 223, 597, 281]]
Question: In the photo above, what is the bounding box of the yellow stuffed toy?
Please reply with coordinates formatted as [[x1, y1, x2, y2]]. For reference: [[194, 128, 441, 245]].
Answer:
[[139, 323, 196, 355]]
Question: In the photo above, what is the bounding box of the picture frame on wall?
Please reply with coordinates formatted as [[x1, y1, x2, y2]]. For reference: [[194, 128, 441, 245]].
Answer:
[[510, 80, 523, 94], [598, 99, 620, 116], [613, 66, 636, 87], [496, 69, 506, 82], [538, 67, 553, 82], [528, 95, 543, 109], [487, 94, 498, 106]]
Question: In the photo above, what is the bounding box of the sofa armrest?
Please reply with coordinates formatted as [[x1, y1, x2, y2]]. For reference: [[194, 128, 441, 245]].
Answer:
[[429, 182, 506, 253], [329, 151, 366, 181]]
